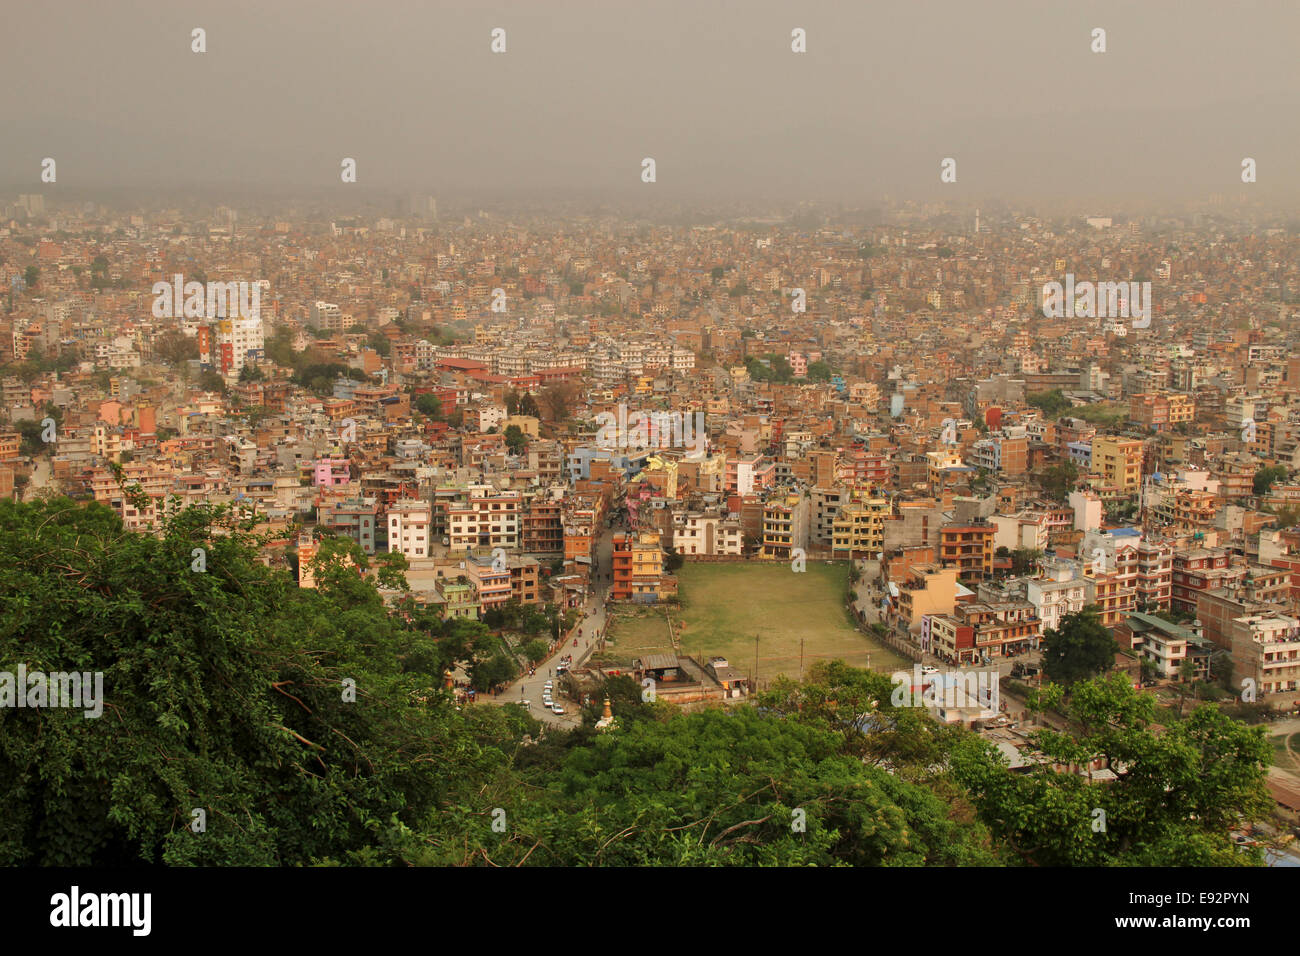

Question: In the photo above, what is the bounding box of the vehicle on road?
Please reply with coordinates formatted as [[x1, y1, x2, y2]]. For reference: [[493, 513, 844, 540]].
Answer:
[[550, 704, 565, 715]]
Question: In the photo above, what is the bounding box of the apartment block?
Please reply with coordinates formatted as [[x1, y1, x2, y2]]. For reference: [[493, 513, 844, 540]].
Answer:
[[761, 492, 810, 560], [447, 484, 521, 551], [831, 495, 888, 559], [1091, 436, 1143, 492], [387, 499, 431, 559], [940, 522, 994, 582]]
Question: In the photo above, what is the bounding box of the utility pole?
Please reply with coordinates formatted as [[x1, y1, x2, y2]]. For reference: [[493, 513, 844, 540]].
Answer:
[[754, 633, 759, 692]]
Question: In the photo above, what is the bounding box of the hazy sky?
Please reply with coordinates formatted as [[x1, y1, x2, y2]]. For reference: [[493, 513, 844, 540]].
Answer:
[[3, 0, 1299, 203]]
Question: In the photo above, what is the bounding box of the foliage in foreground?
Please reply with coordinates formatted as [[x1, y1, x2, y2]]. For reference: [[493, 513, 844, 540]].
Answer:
[[0, 499, 1274, 866]]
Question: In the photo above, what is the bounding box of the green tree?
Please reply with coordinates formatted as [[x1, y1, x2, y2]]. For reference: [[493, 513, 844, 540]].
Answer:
[[414, 393, 442, 418], [1038, 461, 1080, 504], [154, 331, 198, 367], [0, 498, 508, 865], [1010, 548, 1043, 576], [503, 424, 528, 454], [1254, 465, 1288, 496], [806, 360, 834, 382], [1027, 388, 1071, 418], [949, 672, 1272, 865], [197, 370, 227, 394], [1040, 606, 1119, 686]]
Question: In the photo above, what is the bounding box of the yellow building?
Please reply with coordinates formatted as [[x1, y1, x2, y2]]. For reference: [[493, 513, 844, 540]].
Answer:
[[762, 493, 809, 559], [1091, 436, 1143, 493], [831, 495, 888, 558], [893, 564, 961, 635], [504, 414, 540, 437]]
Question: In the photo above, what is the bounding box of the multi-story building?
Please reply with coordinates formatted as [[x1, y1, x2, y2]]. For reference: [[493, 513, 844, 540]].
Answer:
[[437, 580, 480, 620], [939, 522, 994, 582], [1227, 613, 1300, 704], [319, 496, 379, 554], [831, 495, 888, 558], [761, 492, 810, 560], [1091, 436, 1143, 493], [1172, 547, 1243, 614], [1129, 392, 1195, 432], [969, 432, 1027, 475], [447, 484, 521, 551], [563, 495, 601, 565], [958, 601, 1041, 660], [1122, 612, 1210, 680], [521, 496, 564, 554], [509, 556, 542, 605], [1026, 560, 1089, 634], [1135, 538, 1174, 610], [671, 511, 745, 556], [387, 499, 431, 560], [809, 486, 850, 546], [464, 554, 511, 611], [1085, 567, 1136, 631], [926, 613, 977, 664], [892, 563, 961, 635], [612, 531, 666, 603]]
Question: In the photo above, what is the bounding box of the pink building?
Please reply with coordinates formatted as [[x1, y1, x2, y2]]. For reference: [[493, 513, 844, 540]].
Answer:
[[313, 458, 351, 486]]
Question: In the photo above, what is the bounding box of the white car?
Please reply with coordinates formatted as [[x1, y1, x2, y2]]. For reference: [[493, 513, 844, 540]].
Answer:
[[550, 704, 566, 715]]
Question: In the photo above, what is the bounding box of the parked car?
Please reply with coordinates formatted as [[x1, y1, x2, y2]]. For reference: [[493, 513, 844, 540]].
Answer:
[[550, 704, 565, 715]]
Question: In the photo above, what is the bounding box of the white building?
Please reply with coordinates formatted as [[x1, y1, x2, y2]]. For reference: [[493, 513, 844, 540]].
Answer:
[[387, 500, 432, 559]]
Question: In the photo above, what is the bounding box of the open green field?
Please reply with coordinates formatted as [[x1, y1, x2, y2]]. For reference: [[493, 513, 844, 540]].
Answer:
[[601, 562, 907, 680], [1272, 732, 1300, 774], [599, 609, 675, 665]]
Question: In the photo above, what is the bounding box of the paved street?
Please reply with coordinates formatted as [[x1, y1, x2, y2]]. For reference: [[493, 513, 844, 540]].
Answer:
[[490, 521, 616, 728]]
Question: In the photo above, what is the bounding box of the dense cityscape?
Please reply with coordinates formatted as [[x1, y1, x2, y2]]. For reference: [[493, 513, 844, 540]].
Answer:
[[2, 193, 1298, 870], [2, 8, 1297, 935]]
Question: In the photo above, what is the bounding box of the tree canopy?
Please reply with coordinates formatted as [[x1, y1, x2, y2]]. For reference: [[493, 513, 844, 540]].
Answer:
[[0, 501, 1275, 867]]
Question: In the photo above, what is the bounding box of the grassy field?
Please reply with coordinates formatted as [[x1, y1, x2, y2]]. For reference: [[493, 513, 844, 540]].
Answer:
[[598, 608, 675, 666], [600, 562, 907, 680], [1272, 732, 1300, 774]]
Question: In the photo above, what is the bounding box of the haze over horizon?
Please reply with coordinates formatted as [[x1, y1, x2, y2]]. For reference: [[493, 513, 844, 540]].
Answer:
[[4, 0, 1299, 205]]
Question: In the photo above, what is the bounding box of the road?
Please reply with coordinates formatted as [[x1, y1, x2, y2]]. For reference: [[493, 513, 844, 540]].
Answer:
[[23, 457, 52, 500], [491, 522, 616, 728]]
